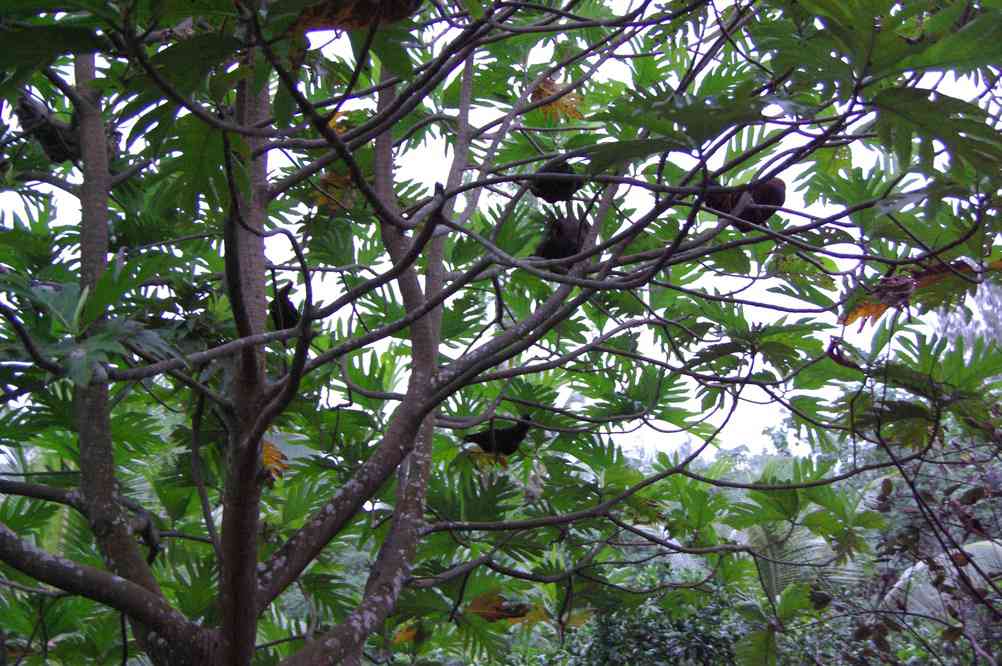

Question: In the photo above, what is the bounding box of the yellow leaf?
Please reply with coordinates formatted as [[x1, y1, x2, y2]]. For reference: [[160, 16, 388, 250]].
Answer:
[[530, 76, 583, 120], [565, 607, 593, 628], [312, 171, 355, 211], [261, 440, 289, 486], [840, 300, 890, 328], [468, 449, 509, 469], [508, 603, 548, 626], [326, 111, 359, 135], [467, 591, 531, 622], [840, 260, 1002, 329]]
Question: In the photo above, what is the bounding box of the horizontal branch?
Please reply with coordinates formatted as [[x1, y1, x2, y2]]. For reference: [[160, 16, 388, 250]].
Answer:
[[0, 520, 216, 658]]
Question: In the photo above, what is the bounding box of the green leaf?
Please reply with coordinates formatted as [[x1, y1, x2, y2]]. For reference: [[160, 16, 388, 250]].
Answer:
[[63, 344, 93, 386], [309, 218, 357, 267], [157, 484, 196, 522], [80, 254, 174, 327], [0, 26, 103, 69], [854, 510, 886, 530], [581, 137, 690, 174], [871, 88, 1002, 174], [796, 0, 855, 26], [896, 12, 1002, 74], [31, 283, 84, 334], [143, 34, 243, 97], [459, 0, 484, 19], [776, 582, 811, 622], [748, 487, 801, 521], [365, 25, 415, 78], [712, 245, 752, 275], [597, 92, 767, 148], [0, 495, 59, 533], [735, 629, 777, 666], [168, 115, 228, 214], [802, 509, 840, 536]]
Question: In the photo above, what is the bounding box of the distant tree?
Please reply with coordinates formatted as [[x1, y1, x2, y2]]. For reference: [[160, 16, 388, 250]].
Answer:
[[546, 593, 749, 666], [941, 281, 1002, 347], [1, 1, 1001, 664]]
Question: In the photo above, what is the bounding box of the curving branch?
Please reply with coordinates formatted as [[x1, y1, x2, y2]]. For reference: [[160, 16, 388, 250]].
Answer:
[[0, 521, 217, 662]]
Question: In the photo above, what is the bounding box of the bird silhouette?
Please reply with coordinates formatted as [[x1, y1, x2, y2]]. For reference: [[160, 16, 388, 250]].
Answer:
[[533, 216, 588, 269], [704, 178, 786, 232], [529, 158, 585, 204], [269, 283, 300, 330], [463, 416, 532, 455]]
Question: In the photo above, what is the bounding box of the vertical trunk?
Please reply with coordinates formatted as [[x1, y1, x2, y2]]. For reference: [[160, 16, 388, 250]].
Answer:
[[74, 54, 191, 664], [75, 57, 109, 291], [337, 69, 442, 664], [219, 53, 271, 666], [74, 50, 157, 596]]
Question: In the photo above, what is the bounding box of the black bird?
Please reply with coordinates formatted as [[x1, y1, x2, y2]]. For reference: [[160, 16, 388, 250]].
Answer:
[[533, 216, 588, 268], [529, 158, 585, 204], [463, 416, 532, 455], [703, 178, 786, 232], [269, 283, 300, 330], [742, 177, 786, 230], [701, 179, 730, 216]]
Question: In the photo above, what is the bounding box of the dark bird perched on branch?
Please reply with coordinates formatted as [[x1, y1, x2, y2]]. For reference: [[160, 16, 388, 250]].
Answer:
[[704, 177, 786, 232], [533, 216, 589, 270], [529, 157, 585, 204], [15, 95, 80, 164], [269, 283, 300, 330], [463, 416, 532, 455]]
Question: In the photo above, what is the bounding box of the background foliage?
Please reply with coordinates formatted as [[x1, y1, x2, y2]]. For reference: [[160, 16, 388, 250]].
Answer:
[[1, 0, 1001, 664]]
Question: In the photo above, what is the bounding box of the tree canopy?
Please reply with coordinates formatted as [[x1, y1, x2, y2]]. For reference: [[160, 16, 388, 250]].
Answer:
[[1, 0, 1001, 664]]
